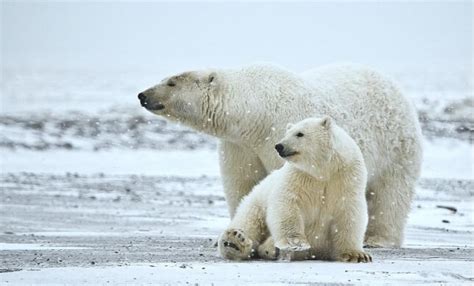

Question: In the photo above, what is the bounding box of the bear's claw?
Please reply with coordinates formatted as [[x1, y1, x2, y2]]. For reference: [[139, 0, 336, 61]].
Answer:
[[339, 250, 372, 263], [223, 241, 240, 251]]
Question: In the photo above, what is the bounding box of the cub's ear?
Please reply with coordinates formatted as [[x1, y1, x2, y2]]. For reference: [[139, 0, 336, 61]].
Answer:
[[208, 72, 217, 85], [321, 116, 332, 129], [286, 123, 294, 130]]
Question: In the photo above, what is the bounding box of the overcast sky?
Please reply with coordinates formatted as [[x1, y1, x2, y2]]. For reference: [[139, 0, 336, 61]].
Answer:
[[1, 1, 472, 72]]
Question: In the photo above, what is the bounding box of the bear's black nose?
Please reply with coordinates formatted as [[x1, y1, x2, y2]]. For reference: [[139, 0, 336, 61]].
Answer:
[[138, 92, 148, 107], [275, 144, 284, 152]]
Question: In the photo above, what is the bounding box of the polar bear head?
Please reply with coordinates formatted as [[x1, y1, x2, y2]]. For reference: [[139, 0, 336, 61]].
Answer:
[[137, 70, 222, 134], [275, 116, 335, 180], [138, 64, 303, 140]]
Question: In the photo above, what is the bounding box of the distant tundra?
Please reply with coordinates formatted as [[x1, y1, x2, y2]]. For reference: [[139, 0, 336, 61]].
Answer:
[[138, 63, 423, 248]]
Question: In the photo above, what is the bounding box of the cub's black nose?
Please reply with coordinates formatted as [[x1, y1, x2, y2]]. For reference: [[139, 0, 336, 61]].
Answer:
[[275, 144, 284, 152]]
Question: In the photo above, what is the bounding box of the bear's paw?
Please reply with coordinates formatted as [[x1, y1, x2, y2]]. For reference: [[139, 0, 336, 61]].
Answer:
[[218, 229, 255, 260]]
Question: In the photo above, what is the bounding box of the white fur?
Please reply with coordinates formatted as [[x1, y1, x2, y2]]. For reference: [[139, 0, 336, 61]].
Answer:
[[218, 117, 371, 262], [140, 63, 423, 248]]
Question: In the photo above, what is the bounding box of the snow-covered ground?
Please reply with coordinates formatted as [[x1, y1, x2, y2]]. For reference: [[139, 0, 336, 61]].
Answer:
[[3, 261, 473, 285], [0, 67, 473, 285], [0, 172, 472, 284]]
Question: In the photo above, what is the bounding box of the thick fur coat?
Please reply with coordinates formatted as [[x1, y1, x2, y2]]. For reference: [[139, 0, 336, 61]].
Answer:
[[139, 63, 423, 248]]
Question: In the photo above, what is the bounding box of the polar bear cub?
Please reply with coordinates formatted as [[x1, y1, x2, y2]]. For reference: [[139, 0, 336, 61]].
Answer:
[[218, 116, 371, 262]]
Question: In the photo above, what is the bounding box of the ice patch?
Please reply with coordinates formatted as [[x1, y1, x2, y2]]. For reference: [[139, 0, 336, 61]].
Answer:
[[1, 137, 471, 179], [422, 138, 473, 179], [0, 149, 220, 177]]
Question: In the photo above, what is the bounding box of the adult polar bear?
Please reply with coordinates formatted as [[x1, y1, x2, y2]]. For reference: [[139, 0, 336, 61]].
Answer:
[[138, 64, 423, 248]]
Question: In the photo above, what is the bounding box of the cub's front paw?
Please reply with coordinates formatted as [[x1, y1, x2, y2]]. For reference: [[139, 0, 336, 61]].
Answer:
[[276, 238, 311, 261], [338, 250, 372, 263], [218, 229, 254, 260]]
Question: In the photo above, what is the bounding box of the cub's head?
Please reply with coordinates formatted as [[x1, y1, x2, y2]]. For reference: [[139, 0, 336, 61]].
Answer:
[[137, 70, 220, 131], [275, 116, 334, 179]]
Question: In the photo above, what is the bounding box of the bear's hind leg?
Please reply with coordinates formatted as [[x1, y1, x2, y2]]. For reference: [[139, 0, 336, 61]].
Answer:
[[218, 191, 268, 260], [365, 172, 416, 248], [219, 229, 256, 260]]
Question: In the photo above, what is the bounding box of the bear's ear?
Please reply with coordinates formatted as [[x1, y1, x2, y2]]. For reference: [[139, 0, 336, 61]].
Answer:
[[286, 123, 294, 130], [208, 72, 217, 85], [321, 116, 332, 129]]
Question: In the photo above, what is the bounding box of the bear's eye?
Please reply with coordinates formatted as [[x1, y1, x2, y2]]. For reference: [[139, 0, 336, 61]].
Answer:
[[296, 132, 304, 138], [167, 81, 176, 87]]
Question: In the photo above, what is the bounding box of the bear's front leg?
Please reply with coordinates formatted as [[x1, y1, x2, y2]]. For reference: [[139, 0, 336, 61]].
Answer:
[[219, 141, 267, 217], [266, 197, 311, 261], [332, 197, 372, 263]]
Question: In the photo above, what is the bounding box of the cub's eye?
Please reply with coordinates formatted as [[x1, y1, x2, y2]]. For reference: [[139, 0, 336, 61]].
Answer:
[[296, 132, 304, 138], [167, 81, 176, 87]]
